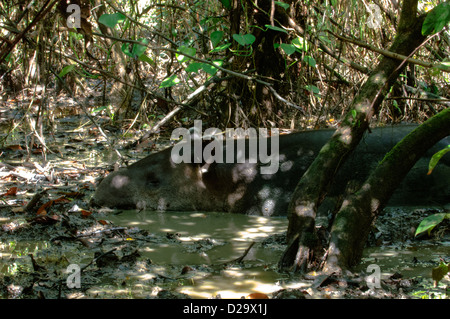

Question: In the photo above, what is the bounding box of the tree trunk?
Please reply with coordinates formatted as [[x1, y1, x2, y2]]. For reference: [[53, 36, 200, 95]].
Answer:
[[279, 0, 426, 273], [323, 107, 450, 272]]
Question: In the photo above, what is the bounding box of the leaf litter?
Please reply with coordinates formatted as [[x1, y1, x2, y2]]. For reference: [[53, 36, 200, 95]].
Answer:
[[0, 103, 449, 299]]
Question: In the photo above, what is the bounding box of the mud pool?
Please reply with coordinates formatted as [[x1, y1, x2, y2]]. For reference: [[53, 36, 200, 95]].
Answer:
[[0, 205, 448, 299]]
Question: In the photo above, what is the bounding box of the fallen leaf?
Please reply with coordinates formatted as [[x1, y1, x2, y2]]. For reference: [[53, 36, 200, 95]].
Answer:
[[1, 187, 18, 196], [98, 220, 108, 225], [7, 145, 23, 151], [81, 210, 93, 217], [37, 200, 54, 215], [30, 215, 59, 225]]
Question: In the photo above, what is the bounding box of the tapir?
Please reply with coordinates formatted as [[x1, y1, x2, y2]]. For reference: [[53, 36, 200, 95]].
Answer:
[[92, 125, 450, 216]]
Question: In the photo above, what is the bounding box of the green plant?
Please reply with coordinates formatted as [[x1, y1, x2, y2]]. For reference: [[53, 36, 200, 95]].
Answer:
[[432, 261, 450, 288], [415, 212, 450, 237], [415, 145, 450, 237]]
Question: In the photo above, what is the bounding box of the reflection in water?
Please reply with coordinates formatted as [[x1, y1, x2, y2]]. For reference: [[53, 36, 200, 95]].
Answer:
[[107, 210, 293, 298], [107, 210, 288, 265]]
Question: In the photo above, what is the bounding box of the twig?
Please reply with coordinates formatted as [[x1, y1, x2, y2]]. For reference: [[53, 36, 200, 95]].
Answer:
[[80, 248, 117, 272], [24, 190, 47, 212], [223, 242, 256, 265], [328, 30, 449, 72]]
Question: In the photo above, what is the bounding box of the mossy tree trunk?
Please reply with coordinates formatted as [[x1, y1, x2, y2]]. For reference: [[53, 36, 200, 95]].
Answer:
[[279, 0, 428, 273], [323, 108, 450, 272]]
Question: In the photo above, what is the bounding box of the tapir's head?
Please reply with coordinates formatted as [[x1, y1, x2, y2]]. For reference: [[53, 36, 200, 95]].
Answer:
[[91, 145, 226, 211]]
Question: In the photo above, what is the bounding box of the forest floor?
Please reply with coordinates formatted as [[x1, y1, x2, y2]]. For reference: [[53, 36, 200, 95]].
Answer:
[[0, 91, 449, 299]]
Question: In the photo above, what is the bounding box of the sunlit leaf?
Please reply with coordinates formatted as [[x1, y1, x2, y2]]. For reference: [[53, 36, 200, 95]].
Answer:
[[98, 13, 126, 29], [422, 2, 450, 35], [159, 75, 180, 88], [292, 37, 308, 51], [415, 213, 450, 237], [58, 64, 76, 78], [92, 105, 107, 114], [210, 42, 231, 53], [139, 54, 155, 65], [176, 46, 196, 63], [428, 145, 450, 174], [201, 60, 223, 75], [185, 62, 203, 73]]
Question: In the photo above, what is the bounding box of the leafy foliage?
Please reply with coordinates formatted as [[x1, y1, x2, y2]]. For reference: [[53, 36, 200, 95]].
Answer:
[[422, 2, 450, 35], [415, 213, 450, 237]]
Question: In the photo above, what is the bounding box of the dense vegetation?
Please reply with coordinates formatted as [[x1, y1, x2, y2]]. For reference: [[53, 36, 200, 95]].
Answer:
[[0, 0, 449, 297], [0, 0, 448, 141]]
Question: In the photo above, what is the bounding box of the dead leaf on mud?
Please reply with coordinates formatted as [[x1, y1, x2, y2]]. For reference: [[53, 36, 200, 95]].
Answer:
[[36, 196, 72, 215], [30, 215, 60, 225], [1, 186, 18, 196]]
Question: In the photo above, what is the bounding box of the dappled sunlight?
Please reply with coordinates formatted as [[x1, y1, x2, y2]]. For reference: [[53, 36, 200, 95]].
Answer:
[[105, 210, 289, 297], [179, 267, 289, 299], [336, 126, 352, 145]]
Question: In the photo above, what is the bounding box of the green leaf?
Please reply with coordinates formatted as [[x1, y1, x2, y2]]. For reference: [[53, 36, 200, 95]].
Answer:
[[210, 42, 231, 53], [220, 0, 231, 9], [58, 64, 75, 78], [159, 75, 180, 88], [121, 38, 149, 58], [428, 145, 450, 174], [202, 60, 223, 75], [432, 262, 449, 286], [185, 62, 203, 73], [305, 85, 320, 94], [233, 34, 256, 46], [415, 213, 450, 237], [279, 43, 296, 55], [139, 54, 155, 65], [176, 46, 196, 64], [98, 13, 126, 29], [422, 2, 450, 35], [92, 105, 107, 113], [275, 1, 290, 10], [303, 55, 316, 67], [211, 30, 224, 48], [133, 38, 149, 57], [186, 60, 223, 76], [292, 37, 308, 51], [265, 24, 288, 33]]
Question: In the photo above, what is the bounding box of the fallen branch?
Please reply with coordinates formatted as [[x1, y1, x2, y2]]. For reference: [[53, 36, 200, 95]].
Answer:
[[223, 242, 256, 265]]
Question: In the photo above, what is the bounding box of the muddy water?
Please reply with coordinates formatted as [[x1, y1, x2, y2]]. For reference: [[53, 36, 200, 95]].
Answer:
[[106, 209, 449, 298], [1, 208, 447, 298], [357, 242, 450, 278], [106, 210, 296, 298]]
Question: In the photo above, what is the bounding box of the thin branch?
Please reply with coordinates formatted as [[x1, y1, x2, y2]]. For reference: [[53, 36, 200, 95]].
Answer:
[[328, 30, 449, 72]]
